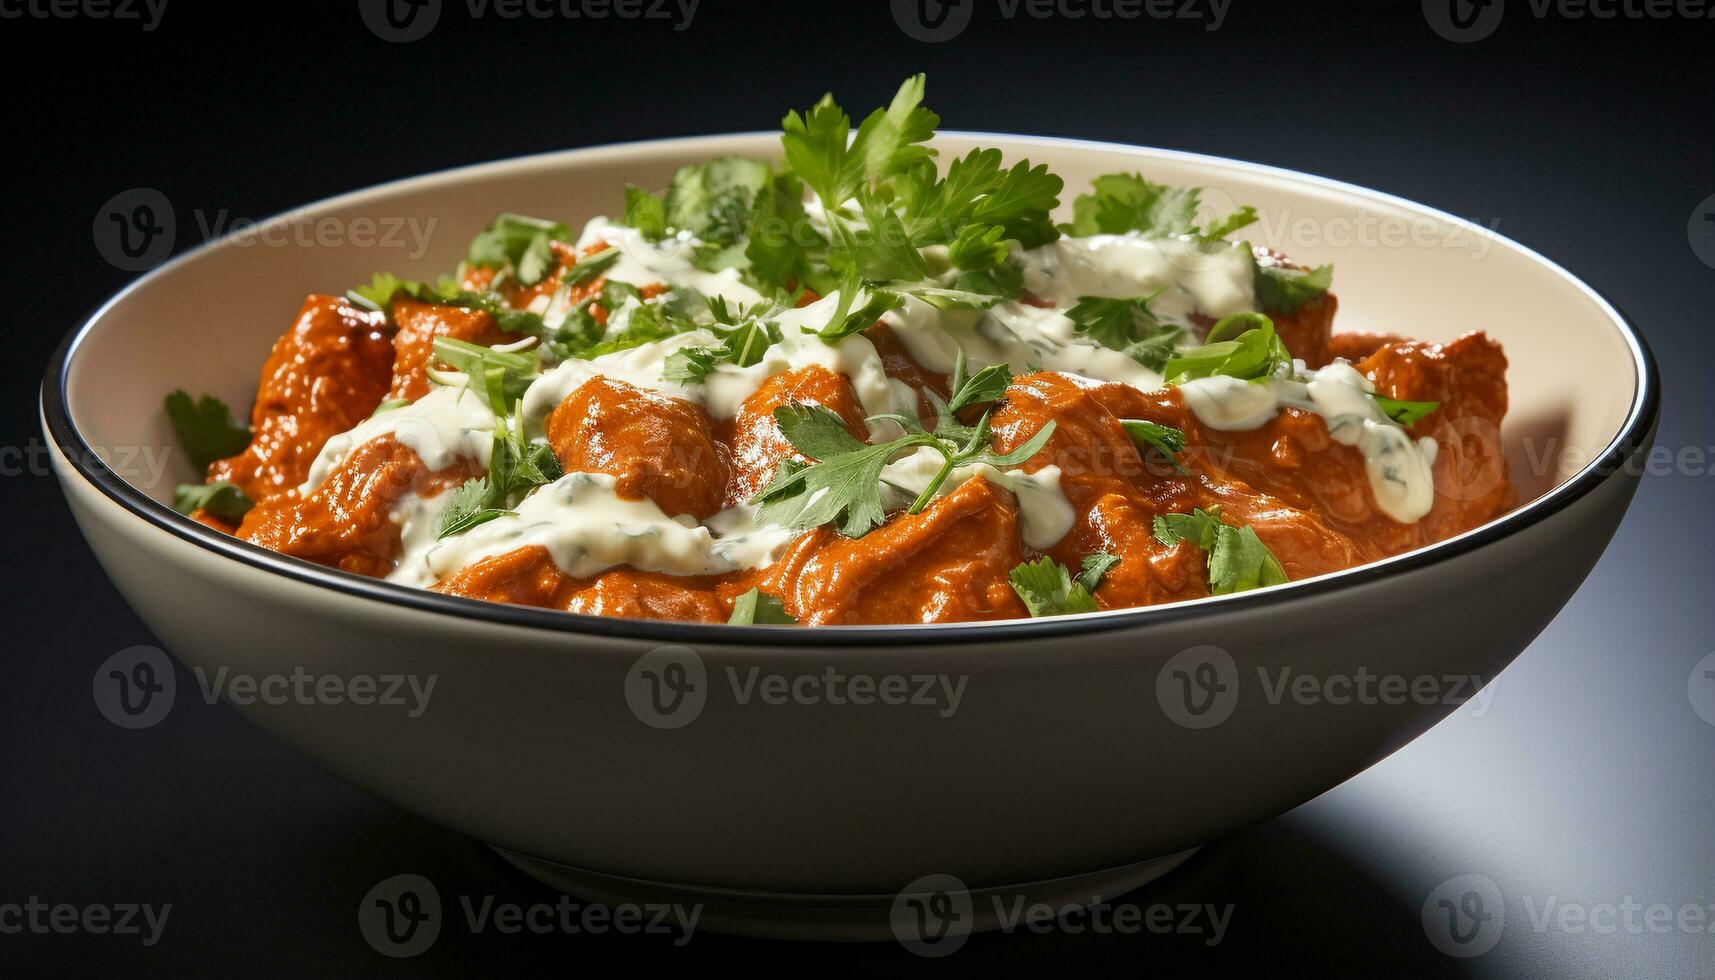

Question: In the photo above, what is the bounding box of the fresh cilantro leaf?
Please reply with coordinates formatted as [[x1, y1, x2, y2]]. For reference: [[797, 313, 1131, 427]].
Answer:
[[172, 480, 253, 522], [163, 389, 251, 471], [1163, 313, 1293, 385], [1064, 294, 1169, 351], [467, 213, 571, 287], [1008, 556, 1099, 617], [1373, 395, 1440, 426], [429, 337, 539, 412], [744, 171, 821, 290], [753, 406, 917, 537], [620, 185, 667, 240], [1153, 507, 1222, 550], [947, 223, 1010, 270], [665, 157, 773, 244], [781, 93, 860, 214], [1060, 173, 1201, 238], [1152, 505, 1289, 595], [1253, 260, 1333, 315], [728, 588, 797, 625], [370, 398, 411, 417], [1120, 419, 1187, 471], [1202, 205, 1260, 239], [817, 269, 905, 342], [436, 476, 512, 539], [1121, 329, 1186, 372], [662, 347, 720, 385], [1078, 551, 1121, 592], [898, 149, 1062, 248], [561, 247, 620, 287], [347, 271, 426, 312], [847, 73, 940, 184], [943, 351, 1012, 415], [828, 190, 930, 282]]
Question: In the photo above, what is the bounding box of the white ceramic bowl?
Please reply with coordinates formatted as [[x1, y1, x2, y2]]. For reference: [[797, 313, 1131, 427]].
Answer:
[[43, 134, 1658, 940]]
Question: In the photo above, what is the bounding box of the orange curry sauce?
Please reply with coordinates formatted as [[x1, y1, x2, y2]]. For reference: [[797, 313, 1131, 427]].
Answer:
[[190, 241, 1513, 625]]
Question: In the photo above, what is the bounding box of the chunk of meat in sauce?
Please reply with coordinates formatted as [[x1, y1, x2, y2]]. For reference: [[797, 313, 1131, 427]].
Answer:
[[1253, 247, 1338, 369], [1359, 331, 1513, 543], [430, 546, 727, 622], [1188, 331, 1511, 559], [720, 365, 869, 508], [387, 297, 512, 401], [207, 295, 394, 503], [545, 377, 728, 520], [235, 435, 476, 578], [987, 371, 1360, 600], [754, 477, 1028, 625]]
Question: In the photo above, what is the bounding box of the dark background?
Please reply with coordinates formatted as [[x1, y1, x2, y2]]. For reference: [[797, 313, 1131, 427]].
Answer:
[[5, 0, 1713, 976]]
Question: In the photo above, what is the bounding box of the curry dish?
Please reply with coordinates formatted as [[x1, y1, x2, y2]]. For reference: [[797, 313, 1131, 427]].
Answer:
[[167, 77, 1513, 626]]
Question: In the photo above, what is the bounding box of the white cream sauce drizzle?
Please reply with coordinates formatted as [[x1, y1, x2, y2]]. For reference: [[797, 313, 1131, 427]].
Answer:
[[386, 472, 795, 588], [1178, 361, 1440, 524], [303, 215, 1433, 586]]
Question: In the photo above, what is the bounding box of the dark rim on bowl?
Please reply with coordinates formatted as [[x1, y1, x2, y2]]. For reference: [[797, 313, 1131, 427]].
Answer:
[[40, 137, 1661, 647]]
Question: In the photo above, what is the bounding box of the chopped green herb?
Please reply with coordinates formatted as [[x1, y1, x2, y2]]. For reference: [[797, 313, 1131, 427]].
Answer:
[[163, 390, 250, 471], [1152, 505, 1289, 595], [728, 588, 796, 625], [1008, 550, 1119, 618], [172, 480, 253, 522], [1373, 395, 1440, 426], [1064, 293, 1170, 352], [1120, 419, 1188, 471], [1163, 313, 1293, 385], [1253, 260, 1333, 315]]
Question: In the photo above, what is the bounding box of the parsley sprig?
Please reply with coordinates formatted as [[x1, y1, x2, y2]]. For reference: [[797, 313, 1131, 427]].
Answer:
[[1009, 552, 1120, 617], [751, 355, 1054, 538], [1152, 505, 1288, 595], [1163, 312, 1293, 385], [428, 338, 562, 539]]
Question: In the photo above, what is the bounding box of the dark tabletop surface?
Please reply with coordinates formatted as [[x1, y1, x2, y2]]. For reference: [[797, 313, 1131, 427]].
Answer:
[[4, 1, 1712, 976]]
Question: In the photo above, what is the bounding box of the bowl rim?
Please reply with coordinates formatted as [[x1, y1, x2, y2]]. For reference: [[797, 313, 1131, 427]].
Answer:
[[41, 131, 1661, 648]]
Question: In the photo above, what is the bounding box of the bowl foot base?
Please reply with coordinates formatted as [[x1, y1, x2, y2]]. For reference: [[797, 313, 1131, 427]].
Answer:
[[489, 845, 1202, 941]]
